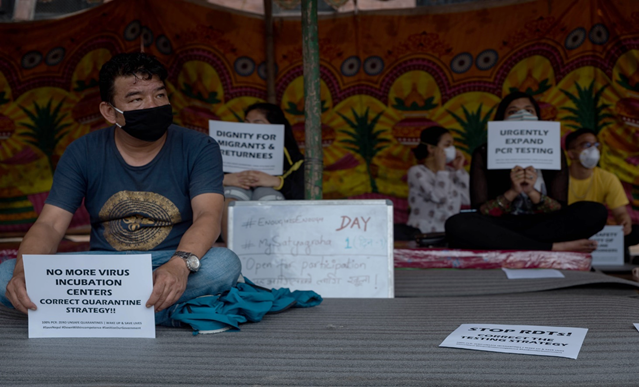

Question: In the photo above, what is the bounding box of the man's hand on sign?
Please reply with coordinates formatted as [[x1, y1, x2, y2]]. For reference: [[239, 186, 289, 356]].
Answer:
[[452, 149, 465, 171], [146, 257, 189, 312], [223, 172, 252, 190], [6, 267, 37, 314], [245, 170, 281, 188]]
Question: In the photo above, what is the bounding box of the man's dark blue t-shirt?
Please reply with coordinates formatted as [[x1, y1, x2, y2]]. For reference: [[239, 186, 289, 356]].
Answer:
[[46, 124, 224, 251]]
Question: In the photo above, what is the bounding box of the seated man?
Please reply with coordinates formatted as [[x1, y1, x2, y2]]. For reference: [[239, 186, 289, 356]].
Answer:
[[0, 52, 241, 326], [565, 128, 639, 262]]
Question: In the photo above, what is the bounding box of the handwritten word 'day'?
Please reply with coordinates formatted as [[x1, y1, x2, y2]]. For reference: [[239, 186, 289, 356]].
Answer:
[[336, 216, 371, 232]]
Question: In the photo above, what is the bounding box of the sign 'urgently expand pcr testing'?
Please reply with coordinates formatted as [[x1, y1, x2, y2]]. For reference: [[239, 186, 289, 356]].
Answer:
[[488, 121, 561, 170]]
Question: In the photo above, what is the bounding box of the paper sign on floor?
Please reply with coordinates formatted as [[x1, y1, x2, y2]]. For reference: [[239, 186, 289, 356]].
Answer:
[[502, 268, 565, 279], [23, 254, 155, 338], [634, 323, 639, 333], [439, 324, 588, 359]]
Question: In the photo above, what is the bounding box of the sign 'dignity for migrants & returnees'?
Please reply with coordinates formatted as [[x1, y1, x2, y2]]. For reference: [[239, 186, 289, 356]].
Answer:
[[209, 120, 284, 175]]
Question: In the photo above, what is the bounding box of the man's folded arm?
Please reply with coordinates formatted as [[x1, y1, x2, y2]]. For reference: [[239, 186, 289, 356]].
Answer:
[[18, 204, 74, 257], [176, 192, 224, 258]]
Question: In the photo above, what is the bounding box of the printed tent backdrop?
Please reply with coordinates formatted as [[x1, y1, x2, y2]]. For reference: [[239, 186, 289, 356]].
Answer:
[[0, 0, 638, 234]]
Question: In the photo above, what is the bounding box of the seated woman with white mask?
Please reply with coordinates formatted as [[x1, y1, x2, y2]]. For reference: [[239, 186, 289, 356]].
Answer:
[[445, 92, 608, 252], [407, 126, 470, 234]]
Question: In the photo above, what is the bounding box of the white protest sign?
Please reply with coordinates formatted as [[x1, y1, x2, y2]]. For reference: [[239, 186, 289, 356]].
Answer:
[[23, 254, 155, 338], [439, 324, 588, 359], [228, 200, 394, 298], [209, 120, 284, 175], [502, 268, 565, 279], [590, 225, 624, 266], [487, 121, 561, 170]]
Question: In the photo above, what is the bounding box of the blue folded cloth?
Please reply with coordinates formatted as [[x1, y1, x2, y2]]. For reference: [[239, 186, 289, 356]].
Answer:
[[170, 278, 323, 335]]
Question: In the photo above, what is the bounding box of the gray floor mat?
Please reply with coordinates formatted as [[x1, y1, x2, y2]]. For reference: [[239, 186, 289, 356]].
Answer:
[[394, 269, 639, 297], [1, 293, 639, 386], [2, 269, 639, 386]]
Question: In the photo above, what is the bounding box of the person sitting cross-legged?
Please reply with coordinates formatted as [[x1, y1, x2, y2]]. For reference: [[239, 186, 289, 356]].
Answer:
[[0, 52, 241, 326], [565, 128, 639, 262], [445, 91, 608, 252]]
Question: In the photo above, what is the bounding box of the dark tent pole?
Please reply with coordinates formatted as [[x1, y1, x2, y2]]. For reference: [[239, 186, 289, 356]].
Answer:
[[301, 0, 323, 200], [264, 0, 276, 104]]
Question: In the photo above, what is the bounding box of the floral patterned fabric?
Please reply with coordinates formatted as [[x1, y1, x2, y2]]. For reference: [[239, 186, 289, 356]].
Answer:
[[407, 165, 469, 232], [0, 0, 638, 234], [480, 194, 562, 217]]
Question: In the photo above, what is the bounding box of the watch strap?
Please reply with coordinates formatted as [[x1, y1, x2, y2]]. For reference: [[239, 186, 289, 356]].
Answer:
[[173, 250, 189, 259], [173, 251, 200, 272]]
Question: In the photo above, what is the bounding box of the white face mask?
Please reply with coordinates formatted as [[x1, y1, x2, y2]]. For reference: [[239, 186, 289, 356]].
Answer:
[[506, 109, 538, 121], [444, 146, 456, 163], [579, 147, 600, 169]]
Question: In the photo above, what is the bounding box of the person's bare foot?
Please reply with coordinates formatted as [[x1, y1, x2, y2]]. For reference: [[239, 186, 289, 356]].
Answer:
[[552, 239, 598, 253]]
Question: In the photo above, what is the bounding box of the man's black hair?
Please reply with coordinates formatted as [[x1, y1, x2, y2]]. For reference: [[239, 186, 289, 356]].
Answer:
[[565, 128, 598, 150], [493, 91, 542, 121], [99, 52, 168, 104]]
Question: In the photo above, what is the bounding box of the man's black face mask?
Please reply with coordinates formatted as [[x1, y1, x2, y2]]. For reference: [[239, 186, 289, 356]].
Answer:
[[111, 104, 173, 142]]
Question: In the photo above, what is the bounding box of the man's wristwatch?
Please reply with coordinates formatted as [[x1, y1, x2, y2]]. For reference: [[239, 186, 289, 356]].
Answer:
[[173, 251, 200, 273]]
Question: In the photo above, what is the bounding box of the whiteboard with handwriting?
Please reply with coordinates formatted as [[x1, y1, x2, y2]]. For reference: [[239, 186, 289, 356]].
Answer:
[[227, 200, 394, 298]]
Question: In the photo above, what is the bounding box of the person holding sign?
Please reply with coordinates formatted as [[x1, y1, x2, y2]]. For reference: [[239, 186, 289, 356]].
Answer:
[[407, 126, 469, 234], [221, 103, 304, 241], [0, 53, 241, 326], [445, 92, 607, 252], [565, 128, 639, 261]]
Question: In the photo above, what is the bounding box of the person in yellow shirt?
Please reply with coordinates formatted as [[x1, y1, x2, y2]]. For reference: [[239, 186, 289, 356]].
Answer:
[[565, 128, 639, 262]]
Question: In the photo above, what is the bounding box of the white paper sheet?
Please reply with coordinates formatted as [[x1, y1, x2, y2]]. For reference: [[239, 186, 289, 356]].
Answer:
[[502, 268, 565, 279], [23, 254, 155, 338], [634, 323, 639, 333], [487, 121, 561, 170], [228, 200, 394, 298], [209, 120, 284, 175], [440, 324, 588, 359], [590, 225, 624, 266]]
